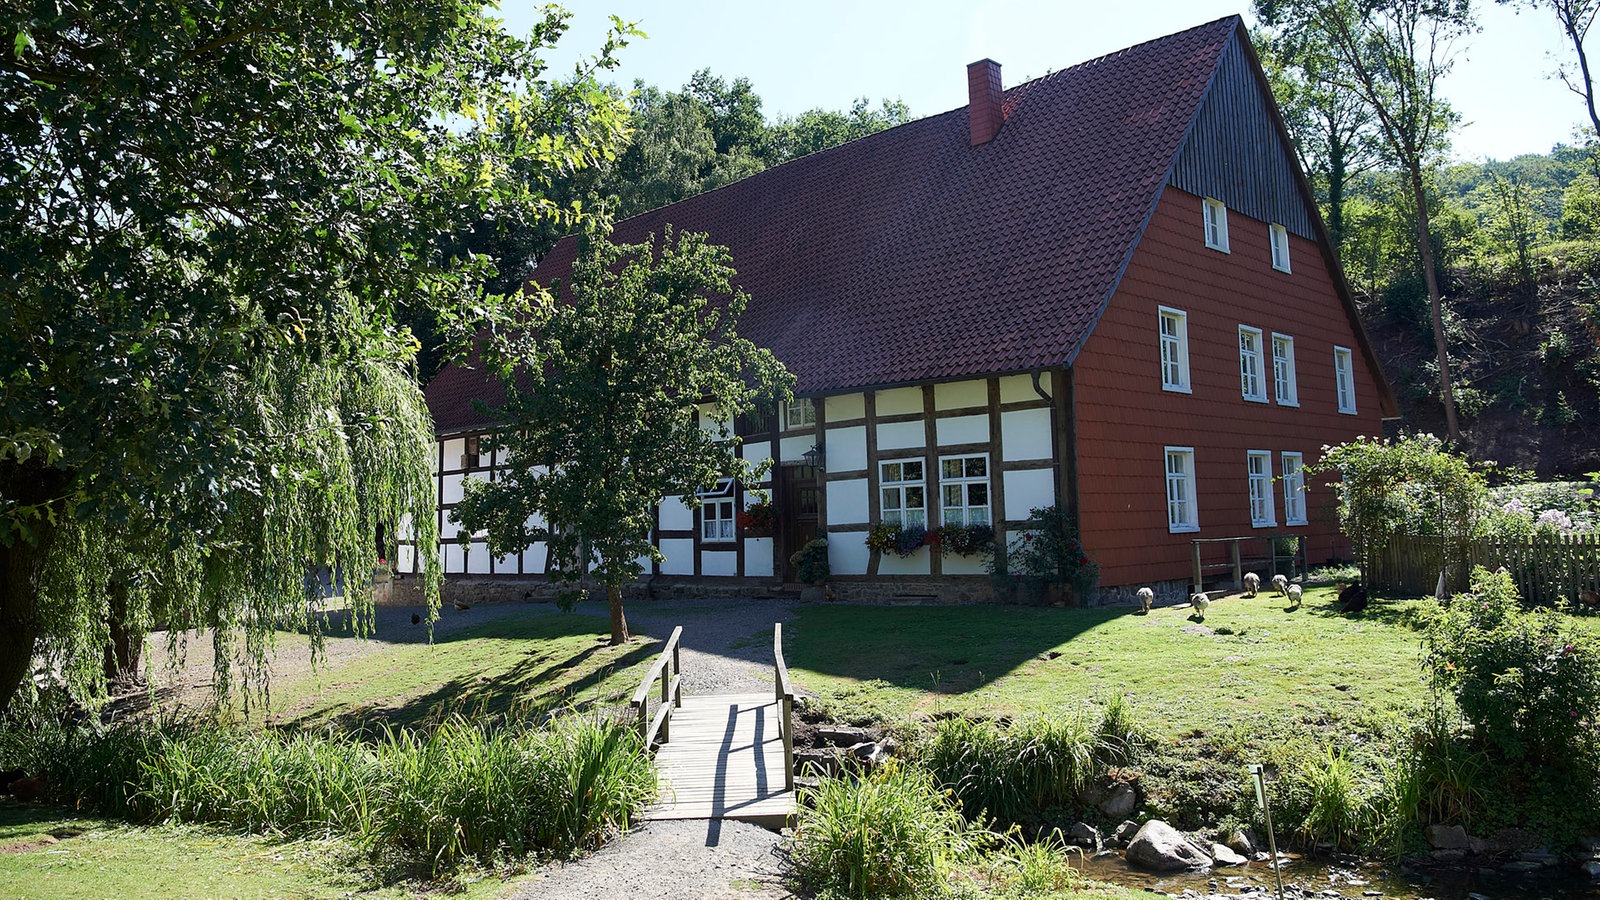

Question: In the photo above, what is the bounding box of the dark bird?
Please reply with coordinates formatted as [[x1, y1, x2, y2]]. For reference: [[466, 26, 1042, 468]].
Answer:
[[1339, 583, 1369, 615], [1580, 587, 1600, 609], [411, 613, 421, 625], [453, 599, 471, 611]]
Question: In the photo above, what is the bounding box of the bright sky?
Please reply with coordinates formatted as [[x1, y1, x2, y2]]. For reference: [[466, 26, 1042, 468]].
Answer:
[[504, 1, 1587, 164]]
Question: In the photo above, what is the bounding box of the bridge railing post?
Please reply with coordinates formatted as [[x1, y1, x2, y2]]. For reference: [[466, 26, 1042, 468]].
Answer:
[[774, 622, 795, 792]]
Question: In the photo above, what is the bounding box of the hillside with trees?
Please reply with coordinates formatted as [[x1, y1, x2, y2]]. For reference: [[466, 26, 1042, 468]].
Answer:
[[1257, 0, 1600, 477]]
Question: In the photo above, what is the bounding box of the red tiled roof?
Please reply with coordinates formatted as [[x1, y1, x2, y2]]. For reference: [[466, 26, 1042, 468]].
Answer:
[[429, 16, 1240, 431]]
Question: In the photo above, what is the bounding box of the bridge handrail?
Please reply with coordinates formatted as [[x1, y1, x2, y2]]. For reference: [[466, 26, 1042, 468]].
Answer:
[[774, 622, 795, 791], [629, 625, 683, 749]]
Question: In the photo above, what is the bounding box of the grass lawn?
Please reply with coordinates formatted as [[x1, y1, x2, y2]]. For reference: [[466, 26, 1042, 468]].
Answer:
[[0, 801, 521, 899], [212, 609, 663, 730], [787, 584, 1432, 736]]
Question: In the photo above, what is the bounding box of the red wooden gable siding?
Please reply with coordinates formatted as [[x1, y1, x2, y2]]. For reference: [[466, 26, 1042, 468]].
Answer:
[[1074, 186, 1386, 588]]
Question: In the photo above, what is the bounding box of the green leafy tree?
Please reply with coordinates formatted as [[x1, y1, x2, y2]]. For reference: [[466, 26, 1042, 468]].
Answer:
[[1255, 20, 1384, 253], [1498, 0, 1600, 140], [1312, 434, 1493, 585], [1260, 0, 1474, 444], [450, 230, 792, 644], [769, 98, 913, 161], [0, 1, 635, 710]]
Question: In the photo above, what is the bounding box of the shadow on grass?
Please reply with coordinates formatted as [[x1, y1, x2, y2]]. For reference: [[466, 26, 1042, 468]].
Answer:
[[1297, 592, 1421, 628], [787, 603, 1134, 696], [297, 615, 662, 733]]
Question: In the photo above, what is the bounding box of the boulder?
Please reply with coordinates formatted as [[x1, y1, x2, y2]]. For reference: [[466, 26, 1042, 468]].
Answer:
[[1126, 820, 1212, 872], [817, 726, 873, 746], [1427, 824, 1472, 851], [1112, 820, 1141, 847], [1580, 859, 1600, 881], [1211, 843, 1248, 867], [793, 748, 840, 777], [1100, 781, 1138, 818], [1068, 822, 1102, 852], [1223, 828, 1255, 855]]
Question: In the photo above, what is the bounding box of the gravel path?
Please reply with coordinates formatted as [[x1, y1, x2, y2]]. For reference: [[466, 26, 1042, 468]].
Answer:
[[621, 597, 798, 695], [511, 819, 795, 899]]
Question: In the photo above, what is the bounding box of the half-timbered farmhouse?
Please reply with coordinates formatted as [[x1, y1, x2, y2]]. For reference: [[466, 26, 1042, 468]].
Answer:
[[406, 16, 1398, 603]]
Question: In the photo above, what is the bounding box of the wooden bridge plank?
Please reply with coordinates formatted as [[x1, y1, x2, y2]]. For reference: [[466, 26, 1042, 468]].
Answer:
[[641, 692, 795, 828]]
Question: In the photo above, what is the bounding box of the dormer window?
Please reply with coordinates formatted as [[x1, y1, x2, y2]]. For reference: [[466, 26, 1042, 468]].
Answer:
[[1270, 223, 1291, 272], [1203, 197, 1229, 252]]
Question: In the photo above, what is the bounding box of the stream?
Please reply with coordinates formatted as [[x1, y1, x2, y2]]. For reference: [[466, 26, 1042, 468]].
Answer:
[[1073, 852, 1600, 900]]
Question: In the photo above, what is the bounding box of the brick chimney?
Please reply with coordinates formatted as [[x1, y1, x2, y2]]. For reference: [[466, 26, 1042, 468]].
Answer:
[[967, 59, 1005, 145]]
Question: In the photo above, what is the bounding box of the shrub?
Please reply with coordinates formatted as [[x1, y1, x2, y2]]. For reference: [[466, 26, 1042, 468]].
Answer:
[[790, 762, 989, 899], [1424, 567, 1600, 766], [790, 538, 831, 584], [983, 828, 1081, 898], [1285, 745, 1368, 852], [937, 523, 995, 557], [987, 506, 1098, 603]]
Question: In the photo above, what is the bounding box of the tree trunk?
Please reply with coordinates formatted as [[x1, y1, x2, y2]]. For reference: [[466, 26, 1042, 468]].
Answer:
[[0, 461, 71, 712], [1407, 166, 1461, 444], [102, 579, 146, 690], [0, 533, 49, 713], [1566, 16, 1600, 140], [607, 583, 630, 645]]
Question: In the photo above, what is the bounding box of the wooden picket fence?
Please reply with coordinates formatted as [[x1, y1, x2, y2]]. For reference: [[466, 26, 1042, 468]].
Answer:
[[1368, 532, 1600, 604]]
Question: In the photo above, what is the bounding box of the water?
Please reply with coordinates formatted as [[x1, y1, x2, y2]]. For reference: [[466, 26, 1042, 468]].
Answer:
[[1073, 851, 1600, 900]]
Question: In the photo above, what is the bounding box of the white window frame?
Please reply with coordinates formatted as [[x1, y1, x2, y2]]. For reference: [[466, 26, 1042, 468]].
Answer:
[[938, 453, 992, 527], [1247, 450, 1276, 528], [1272, 333, 1298, 407], [1203, 197, 1230, 252], [701, 499, 736, 543], [1282, 452, 1307, 526], [1165, 447, 1199, 534], [1334, 346, 1357, 414], [1270, 223, 1291, 273], [1239, 325, 1267, 402], [1158, 306, 1191, 393], [879, 458, 926, 528], [783, 398, 816, 430]]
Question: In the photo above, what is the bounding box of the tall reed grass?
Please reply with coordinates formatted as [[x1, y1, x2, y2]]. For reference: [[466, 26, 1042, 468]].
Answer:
[[2, 712, 653, 874], [922, 700, 1147, 825], [789, 761, 989, 899]]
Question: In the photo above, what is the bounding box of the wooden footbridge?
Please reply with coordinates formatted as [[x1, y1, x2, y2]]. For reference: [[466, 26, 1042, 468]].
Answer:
[[628, 624, 797, 829]]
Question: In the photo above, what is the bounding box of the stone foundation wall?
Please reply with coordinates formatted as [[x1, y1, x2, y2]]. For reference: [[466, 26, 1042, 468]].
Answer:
[[1092, 578, 1192, 608]]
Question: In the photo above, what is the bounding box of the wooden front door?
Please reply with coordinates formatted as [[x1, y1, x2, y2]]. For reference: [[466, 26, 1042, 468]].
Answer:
[[778, 464, 820, 581]]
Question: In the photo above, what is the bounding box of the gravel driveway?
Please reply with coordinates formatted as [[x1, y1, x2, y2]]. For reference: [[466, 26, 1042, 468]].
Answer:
[[512, 819, 795, 900]]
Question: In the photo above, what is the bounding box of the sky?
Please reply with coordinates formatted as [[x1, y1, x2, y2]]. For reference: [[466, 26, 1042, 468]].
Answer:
[[502, 1, 1587, 164]]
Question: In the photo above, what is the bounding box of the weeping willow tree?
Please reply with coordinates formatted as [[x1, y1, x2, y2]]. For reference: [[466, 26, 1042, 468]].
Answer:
[[0, 1, 637, 710]]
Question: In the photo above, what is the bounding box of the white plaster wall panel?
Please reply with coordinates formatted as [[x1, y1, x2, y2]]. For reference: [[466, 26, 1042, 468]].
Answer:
[[1004, 468, 1057, 515], [467, 543, 491, 574], [441, 472, 466, 505], [829, 533, 870, 576], [943, 553, 987, 575], [878, 548, 931, 575], [698, 404, 732, 440], [440, 516, 460, 540], [398, 514, 415, 541], [875, 387, 923, 416], [397, 545, 416, 574], [495, 552, 519, 572], [826, 478, 870, 525], [936, 414, 988, 446], [779, 434, 814, 463], [659, 495, 694, 532], [825, 392, 866, 422], [522, 543, 547, 574], [742, 439, 773, 466], [659, 539, 695, 575], [442, 437, 465, 467], [524, 513, 545, 531], [1001, 408, 1054, 461], [444, 542, 464, 573], [826, 426, 867, 472], [876, 420, 925, 451], [999, 374, 1039, 404], [744, 538, 774, 577], [701, 551, 738, 577], [935, 379, 988, 411]]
